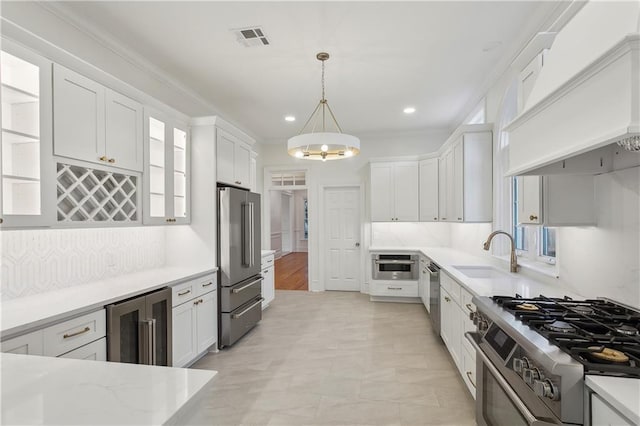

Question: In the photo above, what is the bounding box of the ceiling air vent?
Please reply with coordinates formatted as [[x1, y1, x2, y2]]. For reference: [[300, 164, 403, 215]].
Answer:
[[232, 27, 270, 47]]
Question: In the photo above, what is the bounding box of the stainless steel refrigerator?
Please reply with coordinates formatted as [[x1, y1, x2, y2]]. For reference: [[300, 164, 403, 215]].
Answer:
[[217, 186, 263, 347]]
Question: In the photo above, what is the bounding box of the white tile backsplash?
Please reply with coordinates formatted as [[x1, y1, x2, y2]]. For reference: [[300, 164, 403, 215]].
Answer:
[[1, 227, 166, 300], [371, 222, 451, 247]]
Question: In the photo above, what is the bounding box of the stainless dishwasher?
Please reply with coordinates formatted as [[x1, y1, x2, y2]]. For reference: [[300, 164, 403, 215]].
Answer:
[[427, 262, 441, 335]]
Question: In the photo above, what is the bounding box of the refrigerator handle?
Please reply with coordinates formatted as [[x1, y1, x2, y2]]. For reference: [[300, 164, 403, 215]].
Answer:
[[249, 202, 255, 268], [242, 203, 250, 267]]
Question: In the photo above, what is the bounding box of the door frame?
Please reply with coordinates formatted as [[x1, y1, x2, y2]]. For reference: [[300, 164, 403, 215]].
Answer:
[[319, 184, 365, 292], [263, 166, 312, 291]]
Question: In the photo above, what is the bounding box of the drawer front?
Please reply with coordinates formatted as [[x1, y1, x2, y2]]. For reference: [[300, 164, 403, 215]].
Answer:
[[220, 296, 263, 347], [371, 281, 418, 297], [194, 273, 217, 298], [221, 276, 262, 312], [441, 272, 461, 305], [59, 337, 107, 361], [43, 310, 106, 357], [261, 255, 274, 270], [172, 280, 196, 307]]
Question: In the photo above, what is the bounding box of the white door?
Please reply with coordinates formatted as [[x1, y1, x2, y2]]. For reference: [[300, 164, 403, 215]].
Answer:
[[393, 161, 419, 221], [324, 187, 361, 291], [172, 301, 197, 367], [196, 291, 217, 354], [369, 164, 393, 222], [216, 129, 235, 186], [234, 141, 250, 188], [281, 193, 292, 255], [419, 158, 439, 222], [452, 139, 465, 222], [517, 175, 543, 225], [105, 89, 143, 171]]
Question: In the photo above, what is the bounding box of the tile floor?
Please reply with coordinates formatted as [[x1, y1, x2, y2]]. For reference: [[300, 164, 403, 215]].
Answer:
[[188, 290, 476, 425]]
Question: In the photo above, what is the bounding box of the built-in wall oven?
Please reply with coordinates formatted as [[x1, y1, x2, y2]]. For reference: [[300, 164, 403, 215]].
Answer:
[[372, 254, 418, 281]]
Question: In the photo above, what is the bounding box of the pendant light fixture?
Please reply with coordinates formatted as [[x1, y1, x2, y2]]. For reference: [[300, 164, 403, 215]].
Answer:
[[287, 52, 360, 161]]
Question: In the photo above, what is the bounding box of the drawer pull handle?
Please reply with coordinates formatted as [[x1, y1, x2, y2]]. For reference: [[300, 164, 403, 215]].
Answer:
[[202, 282, 214, 287], [387, 287, 402, 290], [466, 371, 476, 388], [465, 303, 475, 313], [178, 289, 191, 296], [232, 298, 264, 318], [444, 296, 451, 302], [63, 326, 91, 339], [529, 214, 538, 221]]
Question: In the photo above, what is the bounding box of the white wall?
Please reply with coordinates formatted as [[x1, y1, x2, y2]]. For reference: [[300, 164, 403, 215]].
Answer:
[[371, 222, 451, 248]]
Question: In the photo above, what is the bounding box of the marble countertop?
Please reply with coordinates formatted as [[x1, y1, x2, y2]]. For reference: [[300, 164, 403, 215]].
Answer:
[[0, 353, 216, 425], [261, 250, 276, 257], [1, 265, 218, 338], [586, 375, 640, 424], [369, 246, 583, 300]]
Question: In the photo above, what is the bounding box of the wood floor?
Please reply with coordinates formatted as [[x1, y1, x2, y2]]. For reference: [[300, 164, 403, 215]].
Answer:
[[274, 252, 308, 291]]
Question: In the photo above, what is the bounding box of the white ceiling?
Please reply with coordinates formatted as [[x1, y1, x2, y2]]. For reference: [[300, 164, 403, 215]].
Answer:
[[51, 1, 566, 142]]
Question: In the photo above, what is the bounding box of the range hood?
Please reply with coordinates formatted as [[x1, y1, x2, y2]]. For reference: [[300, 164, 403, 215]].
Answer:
[[505, 1, 640, 176]]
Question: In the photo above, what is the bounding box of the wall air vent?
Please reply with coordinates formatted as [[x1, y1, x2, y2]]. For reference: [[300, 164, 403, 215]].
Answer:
[[232, 27, 270, 47]]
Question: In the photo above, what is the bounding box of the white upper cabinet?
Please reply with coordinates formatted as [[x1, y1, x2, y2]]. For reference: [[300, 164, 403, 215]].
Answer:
[[143, 110, 190, 225], [419, 158, 439, 222], [517, 52, 545, 114], [370, 161, 419, 222], [438, 128, 493, 223], [216, 128, 251, 189], [105, 90, 143, 171], [1, 40, 55, 227], [53, 64, 143, 172], [517, 174, 596, 227]]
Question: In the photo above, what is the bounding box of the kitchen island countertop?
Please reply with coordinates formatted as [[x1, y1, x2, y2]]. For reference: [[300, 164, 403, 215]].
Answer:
[[1, 352, 216, 425]]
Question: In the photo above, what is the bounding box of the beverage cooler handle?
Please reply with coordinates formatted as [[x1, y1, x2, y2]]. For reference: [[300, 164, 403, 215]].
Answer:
[[149, 318, 157, 366]]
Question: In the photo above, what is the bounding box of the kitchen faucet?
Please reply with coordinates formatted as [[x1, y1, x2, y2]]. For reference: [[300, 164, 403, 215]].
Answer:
[[483, 230, 519, 273]]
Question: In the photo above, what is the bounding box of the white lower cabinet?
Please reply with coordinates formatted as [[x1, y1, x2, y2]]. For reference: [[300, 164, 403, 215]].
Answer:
[[590, 393, 634, 426], [1, 309, 106, 361], [59, 337, 106, 361], [172, 278, 218, 368], [261, 253, 275, 309], [440, 272, 476, 398], [371, 280, 418, 298]]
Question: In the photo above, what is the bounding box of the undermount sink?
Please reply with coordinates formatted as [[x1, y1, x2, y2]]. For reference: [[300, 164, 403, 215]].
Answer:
[[451, 265, 510, 279]]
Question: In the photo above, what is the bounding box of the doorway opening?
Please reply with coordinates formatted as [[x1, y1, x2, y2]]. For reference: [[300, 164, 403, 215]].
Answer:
[[268, 171, 309, 291]]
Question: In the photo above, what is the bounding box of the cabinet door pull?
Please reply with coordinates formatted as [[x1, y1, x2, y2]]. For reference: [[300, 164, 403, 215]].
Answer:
[[444, 296, 451, 302], [387, 287, 402, 290], [63, 326, 91, 339], [529, 214, 538, 221], [235, 181, 242, 185], [466, 371, 476, 388], [108, 158, 115, 163], [177, 289, 191, 296], [434, 217, 438, 220], [99, 155, 108, 162], [202, 282, 213, 287]]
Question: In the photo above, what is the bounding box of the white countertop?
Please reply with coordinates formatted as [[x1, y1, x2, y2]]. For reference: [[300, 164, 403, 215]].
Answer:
[[1, 353, 216, 425], [1, 265, 217, 338], [586, 375, 640, 424], [369, 246, 583, 300], [261, 250, 276, 257]]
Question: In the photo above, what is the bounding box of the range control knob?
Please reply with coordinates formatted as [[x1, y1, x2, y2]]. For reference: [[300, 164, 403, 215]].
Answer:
[[524, 367, 542, 385], [477, 320, 489, 332], [534, 379, 560, 401], [513, 358, 524, 374], [469, 311, 477, 322]]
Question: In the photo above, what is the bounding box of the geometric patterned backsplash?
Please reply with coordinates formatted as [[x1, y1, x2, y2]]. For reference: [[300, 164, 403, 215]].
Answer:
[[1, 226, 165, 300]]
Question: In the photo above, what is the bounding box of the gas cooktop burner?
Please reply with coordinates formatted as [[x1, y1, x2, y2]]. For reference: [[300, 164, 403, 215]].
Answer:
[[570, 305, 595, 315], [544, 320, 576, 333], [515, 303, 539, 311], [616, 325, 639, 336]]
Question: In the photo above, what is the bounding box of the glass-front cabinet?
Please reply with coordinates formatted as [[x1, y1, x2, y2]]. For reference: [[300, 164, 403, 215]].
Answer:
[[0, 40, 55, 227], [143, 109, 190, 225]]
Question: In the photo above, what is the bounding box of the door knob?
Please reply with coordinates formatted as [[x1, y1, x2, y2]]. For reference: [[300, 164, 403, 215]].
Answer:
[[355, 242, 360, 247]]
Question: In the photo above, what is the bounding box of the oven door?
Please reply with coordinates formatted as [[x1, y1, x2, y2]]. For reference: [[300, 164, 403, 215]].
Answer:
[[466, 333, 559, 426]]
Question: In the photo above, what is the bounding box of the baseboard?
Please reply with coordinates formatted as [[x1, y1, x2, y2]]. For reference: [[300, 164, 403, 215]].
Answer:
[[369, 296, 421, 304]]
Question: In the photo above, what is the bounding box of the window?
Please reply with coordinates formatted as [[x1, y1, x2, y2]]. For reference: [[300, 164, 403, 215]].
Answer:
[[512, 177, 556, 265]]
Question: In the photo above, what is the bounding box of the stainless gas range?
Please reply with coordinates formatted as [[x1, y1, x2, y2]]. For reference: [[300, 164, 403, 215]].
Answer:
[[466, 295, 640, 426]]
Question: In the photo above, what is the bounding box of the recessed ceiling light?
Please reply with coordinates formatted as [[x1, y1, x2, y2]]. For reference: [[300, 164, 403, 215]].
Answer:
[[285, 115, 296, 122], [403, 107, 416, 114]]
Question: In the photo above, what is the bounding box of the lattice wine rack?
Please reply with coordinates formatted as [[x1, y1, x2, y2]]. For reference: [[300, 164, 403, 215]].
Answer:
[[56, 163, 139, 223]]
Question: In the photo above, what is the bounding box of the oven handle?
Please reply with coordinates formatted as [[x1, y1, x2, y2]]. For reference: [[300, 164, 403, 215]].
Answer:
[[464, 332, 557, 426], [374, 260, 416, 265]]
